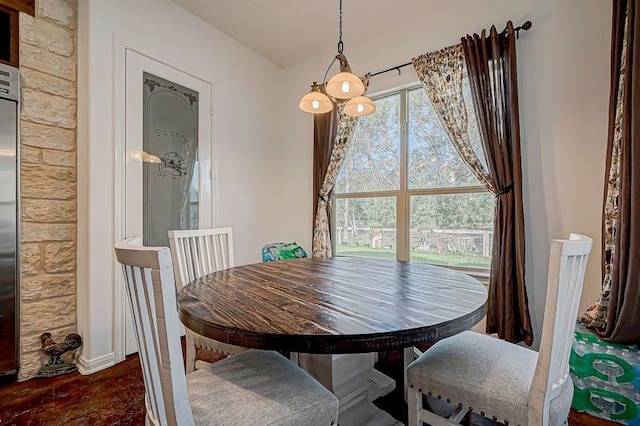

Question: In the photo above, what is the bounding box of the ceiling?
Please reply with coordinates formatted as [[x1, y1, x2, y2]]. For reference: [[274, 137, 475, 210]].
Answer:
[[171, 0, 436, 68]]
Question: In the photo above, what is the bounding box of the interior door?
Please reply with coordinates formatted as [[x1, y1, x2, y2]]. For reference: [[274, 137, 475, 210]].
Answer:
[[124, 49, 212, 355]]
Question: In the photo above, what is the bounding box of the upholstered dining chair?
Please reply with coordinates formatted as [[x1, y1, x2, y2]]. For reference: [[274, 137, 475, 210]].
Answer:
[[168, 227, 245, 372], [114, 238, 339, 426], [406, 233, 593, 426]]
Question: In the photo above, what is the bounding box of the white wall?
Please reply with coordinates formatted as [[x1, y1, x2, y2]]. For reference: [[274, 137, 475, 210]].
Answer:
[[77, 0, 285, 369], [281, 0, 611, 349]]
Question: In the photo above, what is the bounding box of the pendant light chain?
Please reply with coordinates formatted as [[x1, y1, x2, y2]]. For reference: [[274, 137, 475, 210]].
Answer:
[[337, 0, 344, 53]]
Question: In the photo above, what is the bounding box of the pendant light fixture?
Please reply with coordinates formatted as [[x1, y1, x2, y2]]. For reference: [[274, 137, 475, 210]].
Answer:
[[299, 0, 375, 117], [343, 96, 376, 117], [299, 82, 333, 113], [325, 53, 364, 99]]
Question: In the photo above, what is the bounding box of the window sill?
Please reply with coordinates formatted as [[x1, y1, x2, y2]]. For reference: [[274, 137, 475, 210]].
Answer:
[[443, 266, 490, 286]]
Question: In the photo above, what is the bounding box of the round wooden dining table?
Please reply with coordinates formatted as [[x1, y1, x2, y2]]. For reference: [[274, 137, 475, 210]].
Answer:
[[178, 256, 488, 426], [177, 256, 488, 354]]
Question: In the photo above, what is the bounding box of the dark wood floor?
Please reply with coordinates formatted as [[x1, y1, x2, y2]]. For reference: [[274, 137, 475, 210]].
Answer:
[[0, 349, 618, 426], [0, 354, 145, 425]]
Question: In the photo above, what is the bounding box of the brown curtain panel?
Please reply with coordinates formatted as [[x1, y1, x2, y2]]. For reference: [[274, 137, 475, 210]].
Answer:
[[462, 22, 533, 345], [313, 110, 338, 232], [601, 0, 640, 344]]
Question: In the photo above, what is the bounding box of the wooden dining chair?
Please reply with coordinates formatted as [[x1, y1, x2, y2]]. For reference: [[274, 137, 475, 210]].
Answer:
[[114, 238, 339, 426], [168, 227, 245, 372], [406, 233, 593, 426]]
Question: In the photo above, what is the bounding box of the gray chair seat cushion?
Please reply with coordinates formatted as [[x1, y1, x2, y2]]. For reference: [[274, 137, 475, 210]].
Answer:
[[187, 349, 339, 425], [407, 331, 573, 426]]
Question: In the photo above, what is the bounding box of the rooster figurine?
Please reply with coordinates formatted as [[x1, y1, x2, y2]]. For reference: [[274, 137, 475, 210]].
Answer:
[[36, 332, 83, 377]]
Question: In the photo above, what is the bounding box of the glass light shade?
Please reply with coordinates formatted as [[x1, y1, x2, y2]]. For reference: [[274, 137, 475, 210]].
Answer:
[[299, 85, 333, 114], [326, 71, 365, 99], [344, 96, 376, 117]]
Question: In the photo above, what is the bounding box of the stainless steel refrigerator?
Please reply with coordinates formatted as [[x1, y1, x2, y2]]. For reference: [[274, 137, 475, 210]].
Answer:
[[0, 62, 19, 382]]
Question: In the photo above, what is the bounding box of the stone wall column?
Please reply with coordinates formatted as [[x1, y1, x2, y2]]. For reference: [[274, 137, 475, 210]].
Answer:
[[18, 0, 78, 380]]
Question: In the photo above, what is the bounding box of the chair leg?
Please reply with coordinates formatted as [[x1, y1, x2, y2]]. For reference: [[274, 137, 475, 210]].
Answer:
[[144, 394, 160, 426], [409, 387, 464, 426], [408, 386, 421, 426], [185, 334, 197, 373], [404, 346, 423, 401]]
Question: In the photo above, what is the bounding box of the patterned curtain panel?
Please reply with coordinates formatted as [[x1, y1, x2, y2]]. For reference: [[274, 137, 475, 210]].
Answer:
[[462, 22, 533, 345], [582, 0, 640, 344], [412, 45, 494, 193], [312, 75, 370, 258]]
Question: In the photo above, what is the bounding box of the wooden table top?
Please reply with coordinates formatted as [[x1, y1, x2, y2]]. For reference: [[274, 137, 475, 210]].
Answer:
[[177, 257, 488, 354]]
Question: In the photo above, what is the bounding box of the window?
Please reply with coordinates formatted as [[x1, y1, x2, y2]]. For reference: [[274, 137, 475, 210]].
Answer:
[[333, 85, 494, 272]]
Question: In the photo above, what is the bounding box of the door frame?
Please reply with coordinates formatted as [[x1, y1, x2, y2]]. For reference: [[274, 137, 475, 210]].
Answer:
[[113, 36, 214, 362]]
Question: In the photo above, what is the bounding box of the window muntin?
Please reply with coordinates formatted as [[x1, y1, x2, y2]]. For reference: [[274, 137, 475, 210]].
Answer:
[[334, 85, 493, 272]]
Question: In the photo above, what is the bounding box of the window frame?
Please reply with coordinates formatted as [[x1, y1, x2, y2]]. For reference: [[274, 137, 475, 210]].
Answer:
[[331, 84, 491, 278]]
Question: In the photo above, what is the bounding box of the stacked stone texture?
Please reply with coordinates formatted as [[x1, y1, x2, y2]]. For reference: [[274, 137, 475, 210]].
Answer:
[[18, 0, 77, 380]]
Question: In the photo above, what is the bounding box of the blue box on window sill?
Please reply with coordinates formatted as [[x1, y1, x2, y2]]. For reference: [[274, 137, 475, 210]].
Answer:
[[570, 322, 640, 425]]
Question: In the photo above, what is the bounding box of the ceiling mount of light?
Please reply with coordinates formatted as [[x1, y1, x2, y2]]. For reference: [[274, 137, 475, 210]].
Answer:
[[299, 0, 375, 118]]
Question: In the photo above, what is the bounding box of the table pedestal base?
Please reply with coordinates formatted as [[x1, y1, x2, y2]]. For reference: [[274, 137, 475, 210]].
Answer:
[[298, 353, 401, 426]]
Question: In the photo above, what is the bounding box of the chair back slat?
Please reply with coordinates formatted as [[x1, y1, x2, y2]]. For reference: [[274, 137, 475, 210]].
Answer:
[[529, 233, 592, 425], [196, 236, 208, 274], [115, 238, 195, 426], [122, 263, 164, 423], [203, 235, 213, 271], [168, 227, 235, 289], [556, 254, 587, 381]]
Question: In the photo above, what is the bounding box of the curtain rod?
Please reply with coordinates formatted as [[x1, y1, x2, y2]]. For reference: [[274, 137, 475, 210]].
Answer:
[[370, 62, 412, 77], [369, 20, 533, 78]]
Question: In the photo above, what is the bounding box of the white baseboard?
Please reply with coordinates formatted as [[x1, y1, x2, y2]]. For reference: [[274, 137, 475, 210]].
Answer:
[[77, 352, 116, 375]]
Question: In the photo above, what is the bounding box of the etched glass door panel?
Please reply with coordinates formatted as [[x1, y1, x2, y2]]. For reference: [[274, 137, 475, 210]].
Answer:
[[143, 73, 199, 247]]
